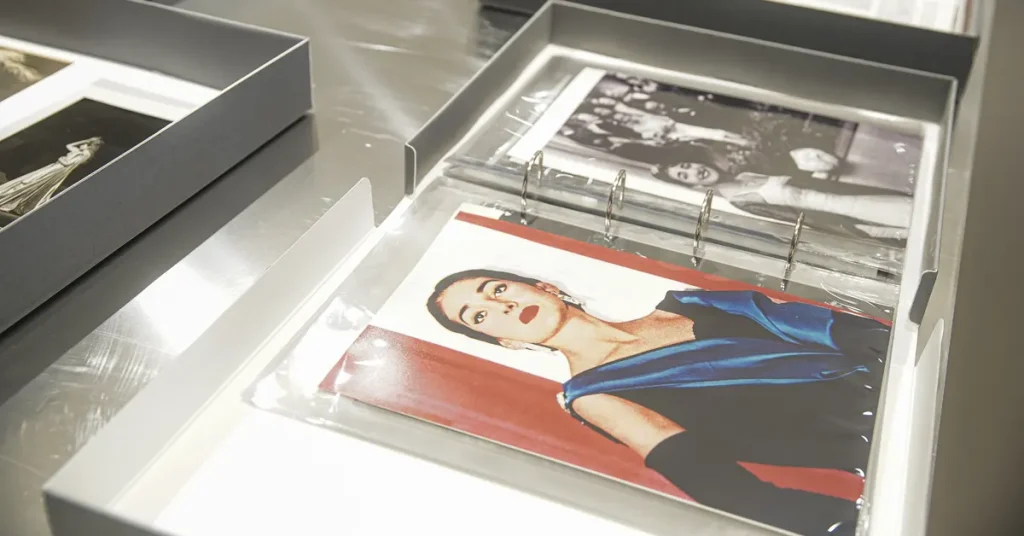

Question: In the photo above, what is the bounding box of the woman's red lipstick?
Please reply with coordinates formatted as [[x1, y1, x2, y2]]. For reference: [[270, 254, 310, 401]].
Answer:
[[519, 305, 539, 325]]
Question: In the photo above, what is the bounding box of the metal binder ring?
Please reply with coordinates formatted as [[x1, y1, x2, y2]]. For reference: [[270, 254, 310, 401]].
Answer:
[[604, 169, 627, 237], [786, 212, 806, 269], [521, 151, 544, 220], [693, 189, 714, 255]]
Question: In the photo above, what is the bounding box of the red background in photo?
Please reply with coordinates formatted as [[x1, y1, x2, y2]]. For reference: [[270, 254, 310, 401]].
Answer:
[[321, 325, 689, 500]]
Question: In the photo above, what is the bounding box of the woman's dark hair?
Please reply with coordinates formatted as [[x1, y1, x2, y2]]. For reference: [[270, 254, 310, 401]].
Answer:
[[650, 143, 729, 184], [425, 268, 580, 346]]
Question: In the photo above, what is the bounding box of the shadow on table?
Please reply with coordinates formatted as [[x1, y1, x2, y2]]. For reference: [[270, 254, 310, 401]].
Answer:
[[0, 116, 318, 406]]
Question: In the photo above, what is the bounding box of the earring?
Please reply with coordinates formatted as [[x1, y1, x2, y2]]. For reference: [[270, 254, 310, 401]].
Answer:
[[558, 292, 583, 308]]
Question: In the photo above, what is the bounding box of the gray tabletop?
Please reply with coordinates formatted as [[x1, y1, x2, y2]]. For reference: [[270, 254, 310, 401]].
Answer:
[[0, 1, 521, 534]]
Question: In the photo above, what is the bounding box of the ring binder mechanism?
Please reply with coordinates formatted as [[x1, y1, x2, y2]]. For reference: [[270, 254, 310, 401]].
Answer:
[[603, 169, 626, 238], [516, 150, 813, 286], [782, 212, 807, 289], [520, 150, 544, 222], [693, 190, 714, 259], [447, 155, 897, 283], [787, 212, 806, 271]]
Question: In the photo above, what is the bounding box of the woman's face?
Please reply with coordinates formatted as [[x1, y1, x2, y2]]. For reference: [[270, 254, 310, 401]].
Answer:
[[436, 277, 569, 346], [664, 162, 720, 186]]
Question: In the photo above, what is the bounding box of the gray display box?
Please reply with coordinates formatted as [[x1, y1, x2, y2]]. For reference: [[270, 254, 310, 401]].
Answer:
[[0, 0, 312, 334]]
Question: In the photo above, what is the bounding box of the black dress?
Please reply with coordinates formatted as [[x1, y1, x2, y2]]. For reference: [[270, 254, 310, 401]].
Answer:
[[585, 296, 888, 535]]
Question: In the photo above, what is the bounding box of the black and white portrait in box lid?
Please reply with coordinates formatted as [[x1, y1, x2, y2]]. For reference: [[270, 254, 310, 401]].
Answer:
[[0, 82, 177, 228], [0, 33, 223, 227], [509, 67, 935, 247]]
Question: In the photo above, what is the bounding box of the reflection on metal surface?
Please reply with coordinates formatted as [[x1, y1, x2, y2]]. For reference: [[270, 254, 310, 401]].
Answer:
[[134, 263, 245, 355], [0, 2, 519, 534]]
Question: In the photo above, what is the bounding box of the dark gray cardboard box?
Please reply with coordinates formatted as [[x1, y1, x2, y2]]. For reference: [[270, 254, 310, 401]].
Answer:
[[0, 0, 312, 334]]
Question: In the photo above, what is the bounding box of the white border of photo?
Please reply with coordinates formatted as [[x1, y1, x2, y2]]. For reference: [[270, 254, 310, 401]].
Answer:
[[765, 0, 966, 33]]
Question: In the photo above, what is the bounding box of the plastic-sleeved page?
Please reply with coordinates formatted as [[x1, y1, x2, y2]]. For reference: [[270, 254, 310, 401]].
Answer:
[[247, 169, 900, 535], [444, 49, 941, 281]]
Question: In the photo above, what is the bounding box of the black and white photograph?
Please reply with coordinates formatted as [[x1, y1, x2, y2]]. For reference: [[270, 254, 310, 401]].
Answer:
[[0, 45, 69, 103], [0, 98, 170, 227], [509, 68, 929, 245]]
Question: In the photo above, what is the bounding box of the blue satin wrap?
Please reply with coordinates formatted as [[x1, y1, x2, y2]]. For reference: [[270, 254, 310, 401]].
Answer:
[[562, 290, 873, 409]]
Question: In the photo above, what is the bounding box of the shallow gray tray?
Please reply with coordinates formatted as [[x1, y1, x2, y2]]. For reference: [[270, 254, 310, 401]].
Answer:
[[0, 0, 311, 334], [478, 0, 980, 92], [410, 0, 958, 323]]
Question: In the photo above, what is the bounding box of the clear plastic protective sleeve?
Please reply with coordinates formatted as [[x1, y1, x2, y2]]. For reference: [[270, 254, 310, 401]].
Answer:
[[245, 46, 939, 536], [438, 52, 938, 282]]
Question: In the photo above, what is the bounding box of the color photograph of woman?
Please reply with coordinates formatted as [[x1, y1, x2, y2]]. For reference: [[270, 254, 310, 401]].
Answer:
[[508, 67, 925, 245], [319, 207, 892, 536]]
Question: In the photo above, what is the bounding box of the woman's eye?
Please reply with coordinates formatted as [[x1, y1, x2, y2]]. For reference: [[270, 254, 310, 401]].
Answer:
[[473, 311, 487, 324], [494, 284, 506, 296]]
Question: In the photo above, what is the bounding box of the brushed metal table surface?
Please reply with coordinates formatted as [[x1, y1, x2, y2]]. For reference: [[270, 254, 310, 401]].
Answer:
[[0, 1, 521, 534]]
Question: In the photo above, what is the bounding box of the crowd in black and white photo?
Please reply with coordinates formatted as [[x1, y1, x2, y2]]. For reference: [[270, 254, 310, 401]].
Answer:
[[549, 71, 920, 242]]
